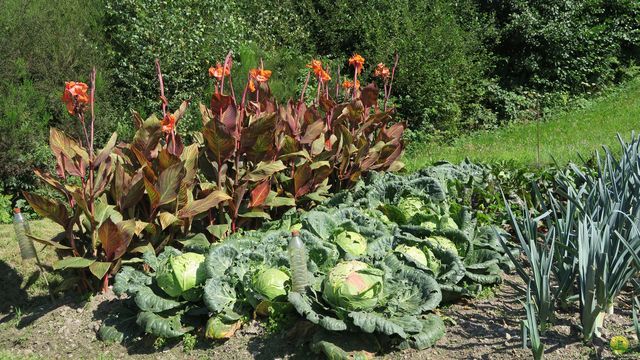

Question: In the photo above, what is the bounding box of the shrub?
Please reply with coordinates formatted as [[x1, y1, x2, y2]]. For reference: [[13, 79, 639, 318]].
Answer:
[[104, 0, 251, 133], [480, 0, 640, 93], [0, 190, 12, 224], [0, 0, 119, 194]]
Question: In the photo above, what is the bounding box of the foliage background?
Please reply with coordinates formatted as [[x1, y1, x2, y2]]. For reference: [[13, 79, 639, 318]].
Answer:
[[0, 0, 639, 217]]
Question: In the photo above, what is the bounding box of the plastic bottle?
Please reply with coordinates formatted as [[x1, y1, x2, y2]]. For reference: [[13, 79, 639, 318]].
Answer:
[[288, 229, 309, 292], [13, 208, 36, 260]]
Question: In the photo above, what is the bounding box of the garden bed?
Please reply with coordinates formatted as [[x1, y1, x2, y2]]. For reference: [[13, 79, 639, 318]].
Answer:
[[0, 274, 632, 359]]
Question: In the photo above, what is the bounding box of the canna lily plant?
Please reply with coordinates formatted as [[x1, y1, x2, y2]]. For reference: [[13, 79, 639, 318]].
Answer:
[[25, 62, 229, 292], [26, 50, 405, 293], [197, 52, 405, 235]]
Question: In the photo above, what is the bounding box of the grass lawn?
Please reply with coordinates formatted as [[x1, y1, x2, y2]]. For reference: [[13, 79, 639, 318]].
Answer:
[[0, 219, 63, 313], [404, 78, 640, 171]]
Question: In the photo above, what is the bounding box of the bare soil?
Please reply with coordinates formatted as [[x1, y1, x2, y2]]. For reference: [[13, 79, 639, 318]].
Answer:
[[1, 274, 638, 360]]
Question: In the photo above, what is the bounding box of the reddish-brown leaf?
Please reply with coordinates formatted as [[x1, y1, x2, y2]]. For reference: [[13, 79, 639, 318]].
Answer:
[[249, 181, 270, 208], [300, 120, 325, 144], [294, 163, 313, 198], [202, 117, 236, 164], [177, 190, 231, 219], [99, 219, 135, 261], [221, 104, 238, 135], [211, 93, 233, 115], [360, 83, 378, 108], [23, 191, 70, 228], [240, 113, 277, 163]]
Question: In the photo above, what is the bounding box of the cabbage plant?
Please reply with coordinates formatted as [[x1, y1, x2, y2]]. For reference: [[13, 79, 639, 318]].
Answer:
[[323, 261, 384, 310], [333, 231, 367, 257], [157, 252, 206, 299], [251, 268, 290, 302]]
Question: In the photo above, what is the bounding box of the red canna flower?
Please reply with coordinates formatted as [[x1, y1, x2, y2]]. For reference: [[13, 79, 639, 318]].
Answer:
[[348, 54, 365, 74], [248, 65, 272, 92], [208, 62, 230, 80], [319, 69, 332, 83], [249, 67, 272, 83], [161, 113, 176, 133], [307, 59, 332, 82], [374, 63, 390, 79], [62, 81, 89, 116], [306, 59, 323, 77]]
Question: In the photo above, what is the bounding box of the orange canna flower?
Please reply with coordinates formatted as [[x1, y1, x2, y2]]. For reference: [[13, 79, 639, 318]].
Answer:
[[161, 113, 176, 133], [248, 79, 256, 93], [249, 67, 272, 83], [348, 53, 365, 74], [208, 62, 230, 80], [374, 63, 390, 79], [319, 69, 332, 82], [306, 59, 324, 77], [341, 79, 360, 90], [62, 81, 89, 115]]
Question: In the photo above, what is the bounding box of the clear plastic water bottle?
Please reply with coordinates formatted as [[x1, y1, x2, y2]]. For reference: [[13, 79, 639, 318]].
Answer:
[[13, 208, 36, 260], [288, 229, 309, 292]]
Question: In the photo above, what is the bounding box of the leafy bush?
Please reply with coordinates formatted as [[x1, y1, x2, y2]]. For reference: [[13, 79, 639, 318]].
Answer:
[[481, 0, 640, 93], [0, 191, 12, 224], [0, 0, 122, 194]]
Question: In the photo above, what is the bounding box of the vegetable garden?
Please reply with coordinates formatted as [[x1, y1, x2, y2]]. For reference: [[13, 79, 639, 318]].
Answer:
[[4, 48, 640, 359]]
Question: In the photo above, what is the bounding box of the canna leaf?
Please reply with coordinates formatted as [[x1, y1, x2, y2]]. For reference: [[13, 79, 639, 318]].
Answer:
[[99, 219, 136, 261], [249, 180, 270, 208], [53, 257, 95, 270], [245, 161, 286, 182], [89, 261, 112, 280], [23, 191, 70, 228], [177, 190, 230, 219]]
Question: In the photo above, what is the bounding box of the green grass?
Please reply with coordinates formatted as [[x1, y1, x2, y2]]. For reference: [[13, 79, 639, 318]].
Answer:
[[0, 219, 62, 312], [405, 78, 640, 171]]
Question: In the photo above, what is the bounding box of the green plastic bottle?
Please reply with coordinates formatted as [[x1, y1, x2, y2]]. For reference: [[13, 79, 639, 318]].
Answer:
[[288, 230, 309, 292]]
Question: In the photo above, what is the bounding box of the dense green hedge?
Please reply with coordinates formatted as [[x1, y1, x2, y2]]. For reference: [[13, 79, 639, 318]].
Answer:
[[0, 0, 639, 200], [0, 0, 112, 194], [481, 0, 640, 93]]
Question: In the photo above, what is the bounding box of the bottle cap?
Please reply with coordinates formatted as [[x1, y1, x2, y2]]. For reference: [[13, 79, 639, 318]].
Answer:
[[291, 229, 300, 236], [13, 208, 20, 214]]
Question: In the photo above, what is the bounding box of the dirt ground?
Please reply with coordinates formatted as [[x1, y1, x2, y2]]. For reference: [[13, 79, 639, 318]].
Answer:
[[0, 274, 637, 360]]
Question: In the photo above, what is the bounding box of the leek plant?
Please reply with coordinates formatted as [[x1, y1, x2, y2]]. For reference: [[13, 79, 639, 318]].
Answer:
[[505, 134, 640, 343], [545, 189, 578, 306], [576, 219, 608, 341], [522, 282, 544, 360], [567, 138, 640, 305], [501, 192, 555, 331]]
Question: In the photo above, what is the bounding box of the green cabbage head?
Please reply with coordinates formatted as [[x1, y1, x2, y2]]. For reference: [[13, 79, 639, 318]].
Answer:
[[395, 244, 428, 267], [424, 247, 441, 275], [429, 236, 459, 256], [157, 252, 206, 298], [323, 260, 384, 311], [334, 231, 367, 256], [397, 196, 426, 220], [252, 268, 290, 301], [437, 215, 458, 230]]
